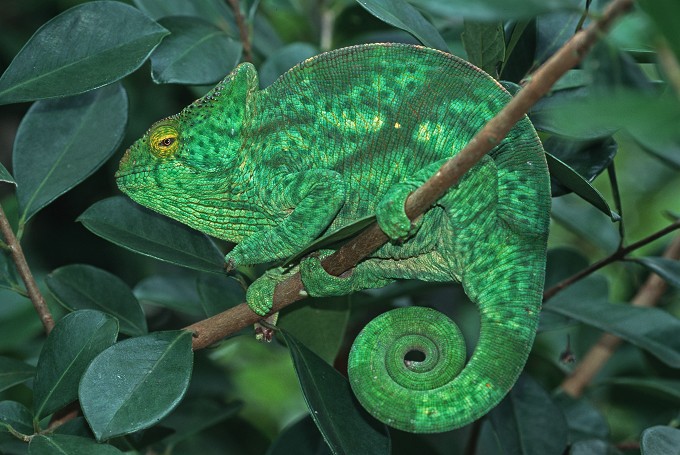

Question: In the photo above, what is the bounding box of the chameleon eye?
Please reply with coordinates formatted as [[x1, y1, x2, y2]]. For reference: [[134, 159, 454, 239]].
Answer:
[[148, 121, 180, 158]]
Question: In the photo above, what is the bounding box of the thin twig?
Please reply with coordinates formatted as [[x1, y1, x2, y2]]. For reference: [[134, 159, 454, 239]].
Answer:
[[186, 0, 636, 350], [543, 220, 680, 301], [0, 204, 54, 333], [227, 0, 252, 62], [560, 234, 680, 397]]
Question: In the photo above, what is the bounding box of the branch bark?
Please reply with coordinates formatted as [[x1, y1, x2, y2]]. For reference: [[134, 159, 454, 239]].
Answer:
[[560, 234, 680, 398], [186, 0, 636, 350], [227, 0, 252, 63]]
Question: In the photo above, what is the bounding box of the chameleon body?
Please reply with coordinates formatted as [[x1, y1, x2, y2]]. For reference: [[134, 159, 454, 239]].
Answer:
[[116, 43, 550, 433]]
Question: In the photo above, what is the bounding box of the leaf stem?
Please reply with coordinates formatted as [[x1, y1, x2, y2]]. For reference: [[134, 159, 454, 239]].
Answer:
[[227, 0, 252, 62], [543, 219, 680, 301], [186, 0, 636, 350], [0, 203, 54, 333]]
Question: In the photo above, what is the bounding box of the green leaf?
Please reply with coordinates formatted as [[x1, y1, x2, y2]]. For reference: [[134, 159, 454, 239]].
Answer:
[[545, 152, 619, 221], [641, 426, 680, 455], [638, 0, 680, 61], [278, 297, 350, 364], [259, 42, 319, 88], [0, 357, 35, 392], [281, 330, 390, 455], [634, 257, 680, 288], [33, 310, 119, 419], [356, 0, 448, 51], [410, 0, 577, 21], [267, 414, 332, 455], [553, 393, 609, 442], [196, 274, 245, 317], [488, 375, 568, 455], [0, 164, 15, 186], [79, 331, 193, 441], [606, 378, 680, 403], [570, 439, 619, 455], [0, 252, 21, 293], [0, 401, 33, 435], [46, 264, 147, 337], [550, 196, 620, 253], [78, 196, 225, 274], [160, 399, 243, 445], [133, 0, 237, 33], [134, 274, 203, 316], [461, 20, 505, 78], [13, 84, 127, 223], [29, 434, 125, 455], [151, 16, 242, 85], [544, 277, 680, 368], [0, 1, 168, 104]]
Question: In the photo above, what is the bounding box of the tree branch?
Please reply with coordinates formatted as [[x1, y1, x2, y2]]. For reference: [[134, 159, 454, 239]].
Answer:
[[0, 204, 54, 334], [186, 0, 636, 350], [560, 234, 680, 398], [227, 0, 252, 63]]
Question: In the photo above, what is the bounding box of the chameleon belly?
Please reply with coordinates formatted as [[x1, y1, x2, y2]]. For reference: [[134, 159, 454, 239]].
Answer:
[[116, 43, 550, 433]]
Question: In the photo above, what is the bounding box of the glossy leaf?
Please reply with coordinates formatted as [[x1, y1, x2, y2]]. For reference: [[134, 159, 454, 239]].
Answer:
[[570, 439, 618, 455], [553, 393, 609, 442], [0, 1, 168, 104], [151, 16, 242, 85], [488, 375, 568, 455], [551, 194, 620, 253], [0, 401, 33, 435], [134, 274, 203, 316], [641, 426, 680, 455], [544, 277, 680, 367], [46, 264, 147, 336], [0, 357, 35, 392], [267, 414, 332, 455], [0, 251, 21, 292], [410, 0, 577, 20], [634, 257, 680, 288], [0, 164, 15, 185], [501, 19, 536, 82], [259, 42, 319, 88], [638, 0, 680, 61], [29, 434, 124, 455], [13, 84, 127, 223], [78, 196, 225, 274], [33, 310, 118, 419], [356, 0, 448, 51], [196, 274, 245, 317], [282, 330, 390, 455], [161, 399, 243, 444], [545, 152, 618, 220], [133, 0, 237, 32], [462, 20, 505, 78], [79, 330, 193, 441], [607, 378, 680, 403]]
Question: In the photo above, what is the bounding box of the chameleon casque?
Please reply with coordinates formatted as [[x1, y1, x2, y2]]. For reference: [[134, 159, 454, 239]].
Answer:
[[116, 43, 550, 433]]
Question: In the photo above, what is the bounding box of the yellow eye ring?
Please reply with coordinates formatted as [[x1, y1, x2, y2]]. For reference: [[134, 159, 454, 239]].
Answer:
[[148, 121, 180, 158]]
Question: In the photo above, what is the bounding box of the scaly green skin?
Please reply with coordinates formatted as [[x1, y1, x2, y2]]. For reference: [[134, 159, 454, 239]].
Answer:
[[116, 43, 550, 433]]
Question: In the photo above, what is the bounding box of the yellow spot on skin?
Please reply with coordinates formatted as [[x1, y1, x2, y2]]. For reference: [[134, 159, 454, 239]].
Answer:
[[394, 122, 401, 129], [485, 383, 491, 388], [416, 121, 443, 142]]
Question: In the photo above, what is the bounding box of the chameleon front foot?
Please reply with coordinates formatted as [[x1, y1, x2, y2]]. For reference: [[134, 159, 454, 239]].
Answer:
[[376, 183, 417, 240]]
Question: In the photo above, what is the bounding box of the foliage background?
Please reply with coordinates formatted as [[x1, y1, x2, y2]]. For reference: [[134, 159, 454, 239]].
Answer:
[[0, 0, 679, 454]]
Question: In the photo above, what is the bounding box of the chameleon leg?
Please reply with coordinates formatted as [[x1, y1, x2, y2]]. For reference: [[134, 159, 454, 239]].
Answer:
[[299, 252, 392, 297], [226, 169, 346, 268]]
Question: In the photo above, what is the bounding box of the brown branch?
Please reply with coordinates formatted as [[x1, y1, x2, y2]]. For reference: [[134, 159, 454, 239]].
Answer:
[[0, 204, 54, 334], [227, 0, 252, 63], [186, 0, 636, 350], [560, 234, 680, 398], [543, 220, 680, 301]]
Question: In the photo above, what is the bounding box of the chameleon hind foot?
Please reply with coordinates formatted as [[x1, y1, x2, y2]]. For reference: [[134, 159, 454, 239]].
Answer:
[[299, 254, 391, 297], [245, 267, 290, 316], [376, 183, 417, 240]]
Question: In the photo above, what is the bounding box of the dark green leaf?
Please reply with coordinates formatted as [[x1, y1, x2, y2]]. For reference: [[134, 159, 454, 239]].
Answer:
[[501, 19, 535, 82], [0, 1, 168, 104], [29, 434, 124, 455], [151, 16, 242, 85], [488, 375, 568, 455], [570, 439, 621, 455], [0, 164, 15, 186], [133, 0, 237, 33], [134, 274, 203, 316], [634, 257, 680, 288], [606, 378, 680, 403], [161, 399, 243, 444], [544, 277, 680, 367], [553, 393, 609, 442], [259, 42, 318, 88], [13, 84, 127, 223], [641, 426, 680, 455], [79, 331, 193, 440], [545, 152, 618, 220], [356, 0, 448, 51], [33, 310, 118, 419], [282, 330, 390, 455], [0, 401, 33, 435], [267, 414, 332, 455], [46, 264, 147, 336], [0, 251, 21, 292], [540, 248, 590, 331], [78, 196, 225, 274], [410, 0, 577, 21], [461, 20, 505, 78], [544, 136, 617, 197], [635, 136, 680, 170], [196, 274, 245, 317], [638, 0, 680, 61], [278, 297, 350, 364], [0, 357, 35, 392], [551, 195, 620, 253]]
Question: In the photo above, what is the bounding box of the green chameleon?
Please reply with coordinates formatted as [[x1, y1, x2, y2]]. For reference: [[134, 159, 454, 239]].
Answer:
[[116, 43, 550, 433]]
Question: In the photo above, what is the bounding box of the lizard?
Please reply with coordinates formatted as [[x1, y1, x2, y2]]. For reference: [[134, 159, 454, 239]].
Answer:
[[115, 43, 551, 433]]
